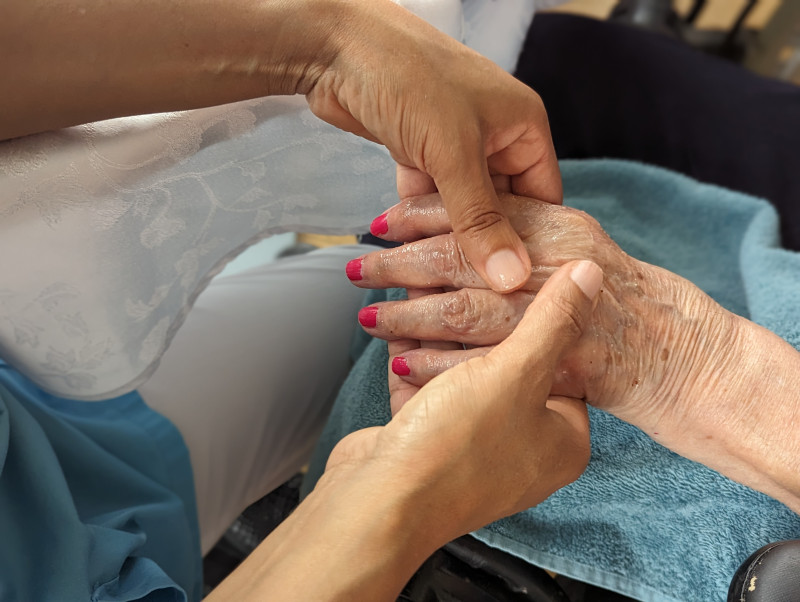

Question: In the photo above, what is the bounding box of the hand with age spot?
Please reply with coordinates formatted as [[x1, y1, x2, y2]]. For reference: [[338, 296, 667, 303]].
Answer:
[[208, 261, 598, 601], [348, 191, 800, 513], [327, 260, 597, 538]]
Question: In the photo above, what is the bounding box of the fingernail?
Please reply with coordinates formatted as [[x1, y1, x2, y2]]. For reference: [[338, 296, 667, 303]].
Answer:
[[570, 260, 603, 299], [370, 213, 389, 236], [392, 357, 410, 376], [485, 249, 529, 291], [346, 258, 363, 281], [358, 306, 378, 328]]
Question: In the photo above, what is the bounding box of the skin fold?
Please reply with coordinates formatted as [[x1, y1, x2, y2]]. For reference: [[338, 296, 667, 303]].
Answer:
[[2, 1, 601, 596], [207, 261, 600, 601], [352, 192, 800, 513]]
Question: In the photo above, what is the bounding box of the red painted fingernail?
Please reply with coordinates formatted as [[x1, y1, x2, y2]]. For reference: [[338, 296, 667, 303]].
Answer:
[[392, 357, 410, 376], [370, 213, 389, 236], [346, 258, 363, 281], [358, 306, 378, 328]]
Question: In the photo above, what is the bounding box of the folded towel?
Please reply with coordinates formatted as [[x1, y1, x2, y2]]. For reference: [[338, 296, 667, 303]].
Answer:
[[303, 159, 800, 602]]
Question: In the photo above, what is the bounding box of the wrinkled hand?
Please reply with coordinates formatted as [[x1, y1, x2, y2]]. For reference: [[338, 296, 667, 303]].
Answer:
[[347, 192, 736, 443], [305, 0, 560, 292], [326, 262, 598, 540]]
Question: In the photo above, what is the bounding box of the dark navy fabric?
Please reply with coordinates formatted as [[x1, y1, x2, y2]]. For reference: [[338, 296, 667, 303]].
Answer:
[[516, 12, 800, 251]]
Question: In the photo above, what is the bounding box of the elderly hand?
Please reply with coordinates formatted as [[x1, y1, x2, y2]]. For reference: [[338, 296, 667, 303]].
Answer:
[[348, 192, 726, 427], [208, 262, 597, 602], [306, 0, 560, 292], [347, 192, 800, 511], [327, 261, 597, 540]]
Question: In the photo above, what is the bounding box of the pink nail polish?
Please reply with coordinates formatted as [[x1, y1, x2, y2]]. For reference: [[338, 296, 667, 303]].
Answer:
[[370, 213, 389, 236], [358, 306, 378, 328], [346, 258, 363, 281], [392, 357, 410, 376]]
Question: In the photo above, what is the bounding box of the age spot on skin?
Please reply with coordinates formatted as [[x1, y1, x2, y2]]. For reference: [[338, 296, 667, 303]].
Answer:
[[632, 377, 640, 387], [661, 348, 669, 361]]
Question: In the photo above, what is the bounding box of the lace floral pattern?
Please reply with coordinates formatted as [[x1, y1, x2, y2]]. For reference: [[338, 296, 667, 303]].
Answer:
[[0, 0, 545, 399], [0, 97, 397, 399]]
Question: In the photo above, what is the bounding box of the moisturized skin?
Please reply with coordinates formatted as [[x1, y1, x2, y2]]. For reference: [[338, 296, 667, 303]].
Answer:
[[350, 192, 800, 513], [207, 261, 600, 601]]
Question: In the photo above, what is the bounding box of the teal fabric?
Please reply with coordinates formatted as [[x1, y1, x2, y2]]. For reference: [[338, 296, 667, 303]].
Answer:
[[304, 159, 800, 602], [0, 361, 202, 601]]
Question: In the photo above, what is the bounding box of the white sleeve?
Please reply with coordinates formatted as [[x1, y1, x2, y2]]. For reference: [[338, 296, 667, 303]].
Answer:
[[462, 0, 558, 73]]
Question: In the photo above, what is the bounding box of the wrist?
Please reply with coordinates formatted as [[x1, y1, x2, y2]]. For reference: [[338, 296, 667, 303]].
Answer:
[[3, 0, 344, 139], [624, 268, 800, 509], [184, 0, 341, 98], [209, 460, 447, 601], [684, 315, 800, 509], [250, 0, 344, 96]]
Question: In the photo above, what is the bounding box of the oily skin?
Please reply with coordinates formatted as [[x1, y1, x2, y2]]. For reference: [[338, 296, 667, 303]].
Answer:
[[353, 192, 727, 429], [206, 261, 598, 601], [351, 192, 800, 511]]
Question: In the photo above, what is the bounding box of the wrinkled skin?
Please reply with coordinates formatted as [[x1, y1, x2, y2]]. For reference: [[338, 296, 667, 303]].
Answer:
[[349, 192, 736, 440], [327, 262, 598, 541], [208, 262, 599, 602]]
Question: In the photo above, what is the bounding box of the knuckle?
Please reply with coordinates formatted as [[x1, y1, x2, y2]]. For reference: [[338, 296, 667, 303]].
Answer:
[[569, 208, 601, 232], [559, 207, 606, 254], [440, 289, 480, 336], [433, 237, 472, 285], [548, 294, 586, 341], [454, 205, 506, 238], [565, 208, 605, 245]]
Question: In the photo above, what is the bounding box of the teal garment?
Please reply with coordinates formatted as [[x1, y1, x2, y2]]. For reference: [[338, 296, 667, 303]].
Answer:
[[304, 159, 800, 602], [0, 360, 202, 601]]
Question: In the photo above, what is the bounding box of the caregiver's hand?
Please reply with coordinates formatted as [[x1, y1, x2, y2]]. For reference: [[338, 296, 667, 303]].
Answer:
[[306, 0, 560, 292], [349, 193, 800, 512], [206, 261, 596, 602], [5, 0, 558, 292]]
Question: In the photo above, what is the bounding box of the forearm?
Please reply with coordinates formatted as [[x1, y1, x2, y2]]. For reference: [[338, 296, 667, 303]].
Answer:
[[628, 267, 800, 510], [205, 464, 444, 601], [3, 0, 348, 140], [673, 315, 800, 510]]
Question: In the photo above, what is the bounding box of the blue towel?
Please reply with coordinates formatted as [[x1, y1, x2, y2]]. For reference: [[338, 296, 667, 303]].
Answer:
[[304, 159, 800, 602]]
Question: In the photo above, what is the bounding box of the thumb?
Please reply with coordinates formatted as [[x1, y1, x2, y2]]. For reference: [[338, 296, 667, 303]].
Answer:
[[490, 260, 603, 385], [432, 148, 532, 294]]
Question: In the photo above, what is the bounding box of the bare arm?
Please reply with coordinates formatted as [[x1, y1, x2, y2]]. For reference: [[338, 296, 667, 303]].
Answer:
[[4, 0, 563, 292], [350, 193, 800, 512], [659, 312, 800, 511], [206, 261, 599, 600], [204, 465, 439, 602], [3, 0, 338, 140]]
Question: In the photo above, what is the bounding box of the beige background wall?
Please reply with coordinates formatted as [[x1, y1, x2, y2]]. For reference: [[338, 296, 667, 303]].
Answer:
[[550, 0, 782, 29]]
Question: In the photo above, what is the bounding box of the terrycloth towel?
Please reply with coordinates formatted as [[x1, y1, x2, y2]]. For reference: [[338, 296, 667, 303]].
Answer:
[[303, 159, 800, 602]]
